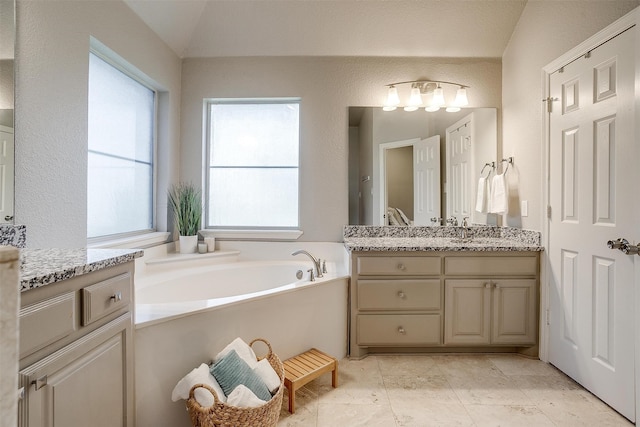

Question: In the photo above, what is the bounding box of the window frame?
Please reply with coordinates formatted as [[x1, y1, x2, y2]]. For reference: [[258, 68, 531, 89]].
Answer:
[[86, 47, 159, 244], [204, 98, 301, 233]]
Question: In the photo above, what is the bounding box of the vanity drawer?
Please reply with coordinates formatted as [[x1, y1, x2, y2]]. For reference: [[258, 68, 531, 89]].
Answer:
[[358, 279, 441, 311], [357, 256, 441, 276], [445, 256, 538, 276], [20, 292, 77, 357], [82, 272, 132, 326], [358, 314, 441, 346]]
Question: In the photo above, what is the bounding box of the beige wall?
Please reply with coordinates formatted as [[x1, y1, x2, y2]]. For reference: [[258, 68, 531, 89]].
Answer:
[[181, 57, 501, 241], [15, 0, 182, 248], [501, 0, 639, 231]]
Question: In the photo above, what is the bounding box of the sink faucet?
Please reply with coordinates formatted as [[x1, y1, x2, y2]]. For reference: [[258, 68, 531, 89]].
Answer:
[[446, 217, 458, 226], [460, 217, 470, 239], [292, 250, 323, 278]]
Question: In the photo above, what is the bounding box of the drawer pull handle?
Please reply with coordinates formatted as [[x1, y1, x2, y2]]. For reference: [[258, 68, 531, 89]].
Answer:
[[398, 326, 406, 335], [397, 291, 406, 299], [110, 292, 123, 302], [397, 263, 406, 271]]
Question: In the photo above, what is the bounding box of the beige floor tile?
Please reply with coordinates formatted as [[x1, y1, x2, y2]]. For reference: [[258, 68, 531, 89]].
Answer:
[[391, 400, 475, 427], [384, 374, 460, 403], [376, 354, 440, 377], [449, 374, 533, 406], [317, 402, 397, 427], [488, 354, 563, 376], [465, 404, 555, 426]]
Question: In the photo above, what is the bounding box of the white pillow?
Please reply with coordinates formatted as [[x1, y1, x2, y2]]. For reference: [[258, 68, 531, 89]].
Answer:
[[253, 358, 280, 393], [395, 208, 411, 226], [171, 363, 226, 405], [214, 337, 258, 369], [226, 384, 267, 408]]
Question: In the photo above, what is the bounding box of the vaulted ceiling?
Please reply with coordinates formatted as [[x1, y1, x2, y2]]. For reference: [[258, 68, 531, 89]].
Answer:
[[123, 0, 528, 59]]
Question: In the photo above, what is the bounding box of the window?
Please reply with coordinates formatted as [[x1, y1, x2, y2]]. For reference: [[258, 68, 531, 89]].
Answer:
[[206, 99, 300, 229], [87, 52, 155, 239]]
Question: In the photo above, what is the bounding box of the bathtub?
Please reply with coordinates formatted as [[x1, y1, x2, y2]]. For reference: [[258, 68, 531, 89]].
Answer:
[[134, 242, 349, 427]]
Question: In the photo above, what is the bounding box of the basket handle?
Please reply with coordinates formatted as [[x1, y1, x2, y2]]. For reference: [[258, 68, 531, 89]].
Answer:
[[249, 338, 273, 360], [188, 383, 221, 408]]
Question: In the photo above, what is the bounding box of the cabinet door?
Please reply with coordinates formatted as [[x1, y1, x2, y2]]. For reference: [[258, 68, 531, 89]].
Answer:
[[19, 314, 133, 427], [444, 280, 491, 345], [491, 279, 537, 345]]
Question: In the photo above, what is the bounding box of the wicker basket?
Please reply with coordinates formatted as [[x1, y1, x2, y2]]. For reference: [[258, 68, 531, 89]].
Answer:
[[186, 338, 285, 427]]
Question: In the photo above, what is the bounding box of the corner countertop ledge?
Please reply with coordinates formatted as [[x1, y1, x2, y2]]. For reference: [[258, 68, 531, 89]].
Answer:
[[20, 248, 143, 292]]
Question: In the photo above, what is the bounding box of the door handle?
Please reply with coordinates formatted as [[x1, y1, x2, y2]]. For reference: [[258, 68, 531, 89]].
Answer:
[[622, 243, 640, 255], [607, 238, 628, 250], [4, 215, 13, 221]]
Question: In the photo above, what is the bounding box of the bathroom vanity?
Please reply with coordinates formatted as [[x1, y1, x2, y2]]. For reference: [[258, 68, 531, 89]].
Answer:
[[344, 226, 543, 359], [17, 249, 142, 427]]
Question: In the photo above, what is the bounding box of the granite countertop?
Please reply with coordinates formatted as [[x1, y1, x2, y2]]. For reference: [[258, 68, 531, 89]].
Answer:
[[343, 236, 544, 252], [20, 248, 143, 292], [343, 225, 544, 252]]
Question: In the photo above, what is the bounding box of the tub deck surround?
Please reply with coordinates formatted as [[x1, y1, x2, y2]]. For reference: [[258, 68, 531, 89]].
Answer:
[[0, 224, 26, 248], [343, 225, 543, 252], [20, 248, 143, 292]]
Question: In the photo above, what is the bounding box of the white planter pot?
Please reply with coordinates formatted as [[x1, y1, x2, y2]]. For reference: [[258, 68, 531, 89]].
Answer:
[[178, 235, 198, 254]]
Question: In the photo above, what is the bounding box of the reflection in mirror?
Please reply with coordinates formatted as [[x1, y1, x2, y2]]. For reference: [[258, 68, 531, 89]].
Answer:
[[348, 107, 497, 226], [0, 0, 14, 224]]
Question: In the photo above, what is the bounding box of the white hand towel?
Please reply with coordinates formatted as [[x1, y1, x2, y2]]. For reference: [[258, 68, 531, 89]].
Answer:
[[253, 358, 281, 393], [171, 363, 226, 405], [214, 337, 258, 368], [489, 173, 508, 214], [226, 384, 267, 408], [475, 176, 489, 213]]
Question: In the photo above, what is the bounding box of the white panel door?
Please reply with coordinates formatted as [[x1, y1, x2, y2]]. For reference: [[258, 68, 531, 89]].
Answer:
[[0, 127, 14, 224], [446, 122, 471, 224], [413, 135, 440, 225], [548, 27, 635, 421]]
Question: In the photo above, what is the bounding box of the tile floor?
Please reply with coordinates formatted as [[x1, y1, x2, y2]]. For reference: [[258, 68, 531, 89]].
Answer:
[[277, 354, 632, 427]]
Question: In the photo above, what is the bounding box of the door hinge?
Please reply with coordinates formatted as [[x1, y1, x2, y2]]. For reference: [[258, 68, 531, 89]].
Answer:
[[543, 97, 558, 113], [546, 309, 550, 326], [547, 205, 552, 219]]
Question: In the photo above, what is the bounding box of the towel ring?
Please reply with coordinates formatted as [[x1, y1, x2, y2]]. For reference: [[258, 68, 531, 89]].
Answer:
[[501, 157, 514, 174], [480, 162, 495, 177]]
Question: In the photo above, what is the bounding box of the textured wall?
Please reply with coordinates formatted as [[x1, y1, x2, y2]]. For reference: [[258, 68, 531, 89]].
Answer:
[[181, 56, 502, 242], [15, 0, 181, 248], [501, 1, 639, 231]]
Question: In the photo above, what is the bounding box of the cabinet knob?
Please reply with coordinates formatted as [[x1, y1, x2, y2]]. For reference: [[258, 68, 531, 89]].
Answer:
[[484, 283, 491, 289], [397, 326, 406, 335], [397, 263, 406, 271], [397, 291, 406, 299], [110, 292, 123, 302]]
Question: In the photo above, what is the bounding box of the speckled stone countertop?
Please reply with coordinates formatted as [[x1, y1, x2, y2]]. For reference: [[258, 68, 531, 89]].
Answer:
[[343, 225, 544, 252], [20, 248, 143, 292]]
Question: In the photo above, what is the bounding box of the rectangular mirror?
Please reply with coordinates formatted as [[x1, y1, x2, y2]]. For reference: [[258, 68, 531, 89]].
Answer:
[[348, 107, 497, 226], [0, 0, 14, 224]]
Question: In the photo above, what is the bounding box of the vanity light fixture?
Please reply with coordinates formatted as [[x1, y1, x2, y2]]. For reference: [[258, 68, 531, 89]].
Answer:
[[383, 80, 470, 112]]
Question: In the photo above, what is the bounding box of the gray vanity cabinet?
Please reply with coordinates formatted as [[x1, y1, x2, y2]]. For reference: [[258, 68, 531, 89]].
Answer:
[[349, 251, 539, 358], [18, 263, 134, 427]]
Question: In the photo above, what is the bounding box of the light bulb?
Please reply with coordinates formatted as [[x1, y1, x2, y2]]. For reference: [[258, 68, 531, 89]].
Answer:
[[432, 86, 445, 107], [384, 85, 400, 110], [454, 87, 469, 107]]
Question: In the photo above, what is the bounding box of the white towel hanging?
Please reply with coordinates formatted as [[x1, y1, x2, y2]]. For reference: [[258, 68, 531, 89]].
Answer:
[[475, 176, 489, 213], [489, 173, 508, 214]]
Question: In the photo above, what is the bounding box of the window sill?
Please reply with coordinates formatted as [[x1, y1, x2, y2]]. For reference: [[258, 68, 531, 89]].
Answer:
[[88, 231, 171, 249], [199, 229, 303, 241]]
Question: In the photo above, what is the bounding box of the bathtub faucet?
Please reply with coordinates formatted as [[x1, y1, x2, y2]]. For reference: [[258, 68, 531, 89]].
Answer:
[[291, 250, 323, 278]]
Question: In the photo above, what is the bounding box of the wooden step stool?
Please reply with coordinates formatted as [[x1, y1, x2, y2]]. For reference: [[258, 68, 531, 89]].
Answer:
[[283, 348, 338, 413]]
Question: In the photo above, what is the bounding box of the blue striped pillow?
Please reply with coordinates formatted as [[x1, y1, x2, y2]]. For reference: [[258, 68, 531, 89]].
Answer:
[[210, 349, 271, 402]]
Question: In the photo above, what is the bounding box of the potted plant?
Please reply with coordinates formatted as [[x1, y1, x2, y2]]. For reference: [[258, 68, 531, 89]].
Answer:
[[168, 182, 202, 254]]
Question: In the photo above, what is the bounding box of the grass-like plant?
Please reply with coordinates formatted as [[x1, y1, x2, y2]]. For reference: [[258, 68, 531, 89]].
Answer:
[[168, 182, 202, 236]]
